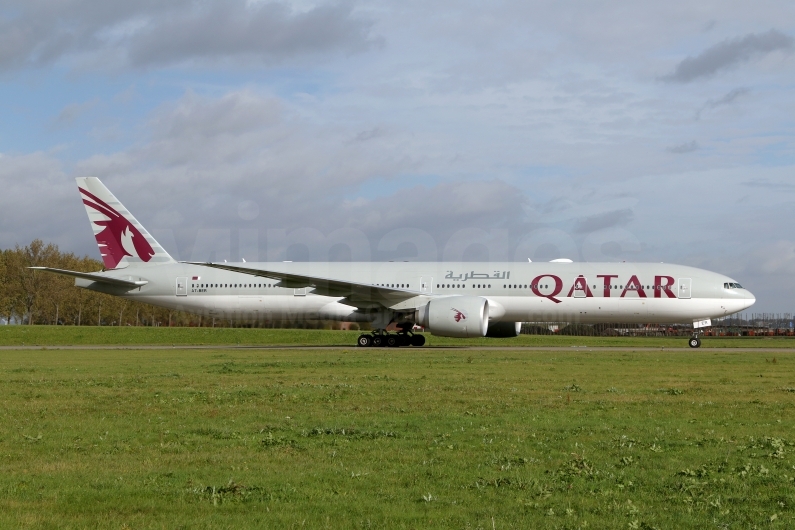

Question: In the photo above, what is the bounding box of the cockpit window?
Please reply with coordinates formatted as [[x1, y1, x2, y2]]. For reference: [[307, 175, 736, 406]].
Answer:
[[724, 282, 744, 289]]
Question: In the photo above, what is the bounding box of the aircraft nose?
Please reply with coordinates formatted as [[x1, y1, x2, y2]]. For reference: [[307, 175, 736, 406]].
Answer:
[[742, 289, 756, 309]]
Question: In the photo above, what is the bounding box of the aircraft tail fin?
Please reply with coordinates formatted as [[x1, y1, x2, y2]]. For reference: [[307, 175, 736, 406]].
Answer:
[[76, 177, 175, 269]]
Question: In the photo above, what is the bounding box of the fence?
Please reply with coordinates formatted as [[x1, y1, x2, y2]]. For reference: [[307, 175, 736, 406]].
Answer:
[[521, 313, 795, 337]]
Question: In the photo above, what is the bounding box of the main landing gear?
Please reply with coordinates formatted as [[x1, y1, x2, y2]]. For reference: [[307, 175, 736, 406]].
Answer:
[[357, 332, 426, 347]]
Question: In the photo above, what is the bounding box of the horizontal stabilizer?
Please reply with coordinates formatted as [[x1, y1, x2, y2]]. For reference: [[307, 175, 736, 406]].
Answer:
[[29, 267, 148, 289]]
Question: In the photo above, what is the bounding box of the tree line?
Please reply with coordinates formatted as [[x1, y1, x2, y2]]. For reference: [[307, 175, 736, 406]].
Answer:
[[0, 240, 355, 329], [0, 239, 190, 326]]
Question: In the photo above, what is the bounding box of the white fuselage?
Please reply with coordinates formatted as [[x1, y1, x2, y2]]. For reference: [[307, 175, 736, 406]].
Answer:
[[80, 261, 756, 325]]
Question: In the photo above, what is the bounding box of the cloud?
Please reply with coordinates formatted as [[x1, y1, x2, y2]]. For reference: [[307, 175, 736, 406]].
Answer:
[[742, 178, 795, 192], [149, 89, 283, 141], [63, 89, 525, 259], [662, 29, 793, 82], [0, 1, 376, 71], [351, 127, 385, 143], [128, 2, 377, 67], [753, 240, 795, 275], [0, 86, 534, 266], [666, 141, 699, 154], [695, 87, 749, 119], [572, 208, 634, 234], [0, 152, 74, 249], [52, 99, 98, 127]]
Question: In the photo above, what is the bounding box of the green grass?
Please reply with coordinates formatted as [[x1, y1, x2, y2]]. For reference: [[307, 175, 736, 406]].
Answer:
[[1, 346, 794, 528], [2, 325, 795, 348]]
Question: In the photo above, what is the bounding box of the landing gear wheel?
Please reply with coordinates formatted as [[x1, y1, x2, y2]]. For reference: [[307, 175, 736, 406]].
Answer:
[[688, 337, 701, 348], [398, 334, 411, 347], [371, 335, 384, 347], [357, 334, 372, 347], [386, 335, 400, 347], [410, 334, 426, 347]]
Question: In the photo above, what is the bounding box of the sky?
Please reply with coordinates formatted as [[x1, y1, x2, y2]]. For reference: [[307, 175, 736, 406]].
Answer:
[[0, 1, 794, 312]]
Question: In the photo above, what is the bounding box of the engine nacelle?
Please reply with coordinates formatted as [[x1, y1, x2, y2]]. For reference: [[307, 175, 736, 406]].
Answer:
[[485, 321, 521, 338], [418, 296, 489, 338]]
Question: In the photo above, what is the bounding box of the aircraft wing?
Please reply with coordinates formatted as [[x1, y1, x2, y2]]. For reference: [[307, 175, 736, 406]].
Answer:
[[187, 261, 422, 308], [29, 267, 148, 289]]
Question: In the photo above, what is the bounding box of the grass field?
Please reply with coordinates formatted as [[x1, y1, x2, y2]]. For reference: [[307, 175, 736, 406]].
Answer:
[[3, 326, 795, 349], [1, 338, 794, 528]]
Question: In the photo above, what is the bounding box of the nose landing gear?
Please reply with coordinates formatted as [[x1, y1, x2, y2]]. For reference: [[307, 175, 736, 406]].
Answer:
[[688, 336, 702, 348]]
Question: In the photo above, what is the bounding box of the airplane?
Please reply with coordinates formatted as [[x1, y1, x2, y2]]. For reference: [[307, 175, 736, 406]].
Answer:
[[31, 177, 756, 348]]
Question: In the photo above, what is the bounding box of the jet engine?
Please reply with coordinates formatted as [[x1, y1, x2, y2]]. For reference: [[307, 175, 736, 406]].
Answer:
[[418, 296, 489, 338], [485, 321, 521, 338]]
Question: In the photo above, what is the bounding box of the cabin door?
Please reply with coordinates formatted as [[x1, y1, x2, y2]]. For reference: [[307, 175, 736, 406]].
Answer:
[[176, 277, 188, 296], [678, 278, 692, 299]]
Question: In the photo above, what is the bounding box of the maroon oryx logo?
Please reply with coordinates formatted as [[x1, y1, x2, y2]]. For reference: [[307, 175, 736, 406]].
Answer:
[[79, 187, 154, 269], [451, 308, 466, 323]]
